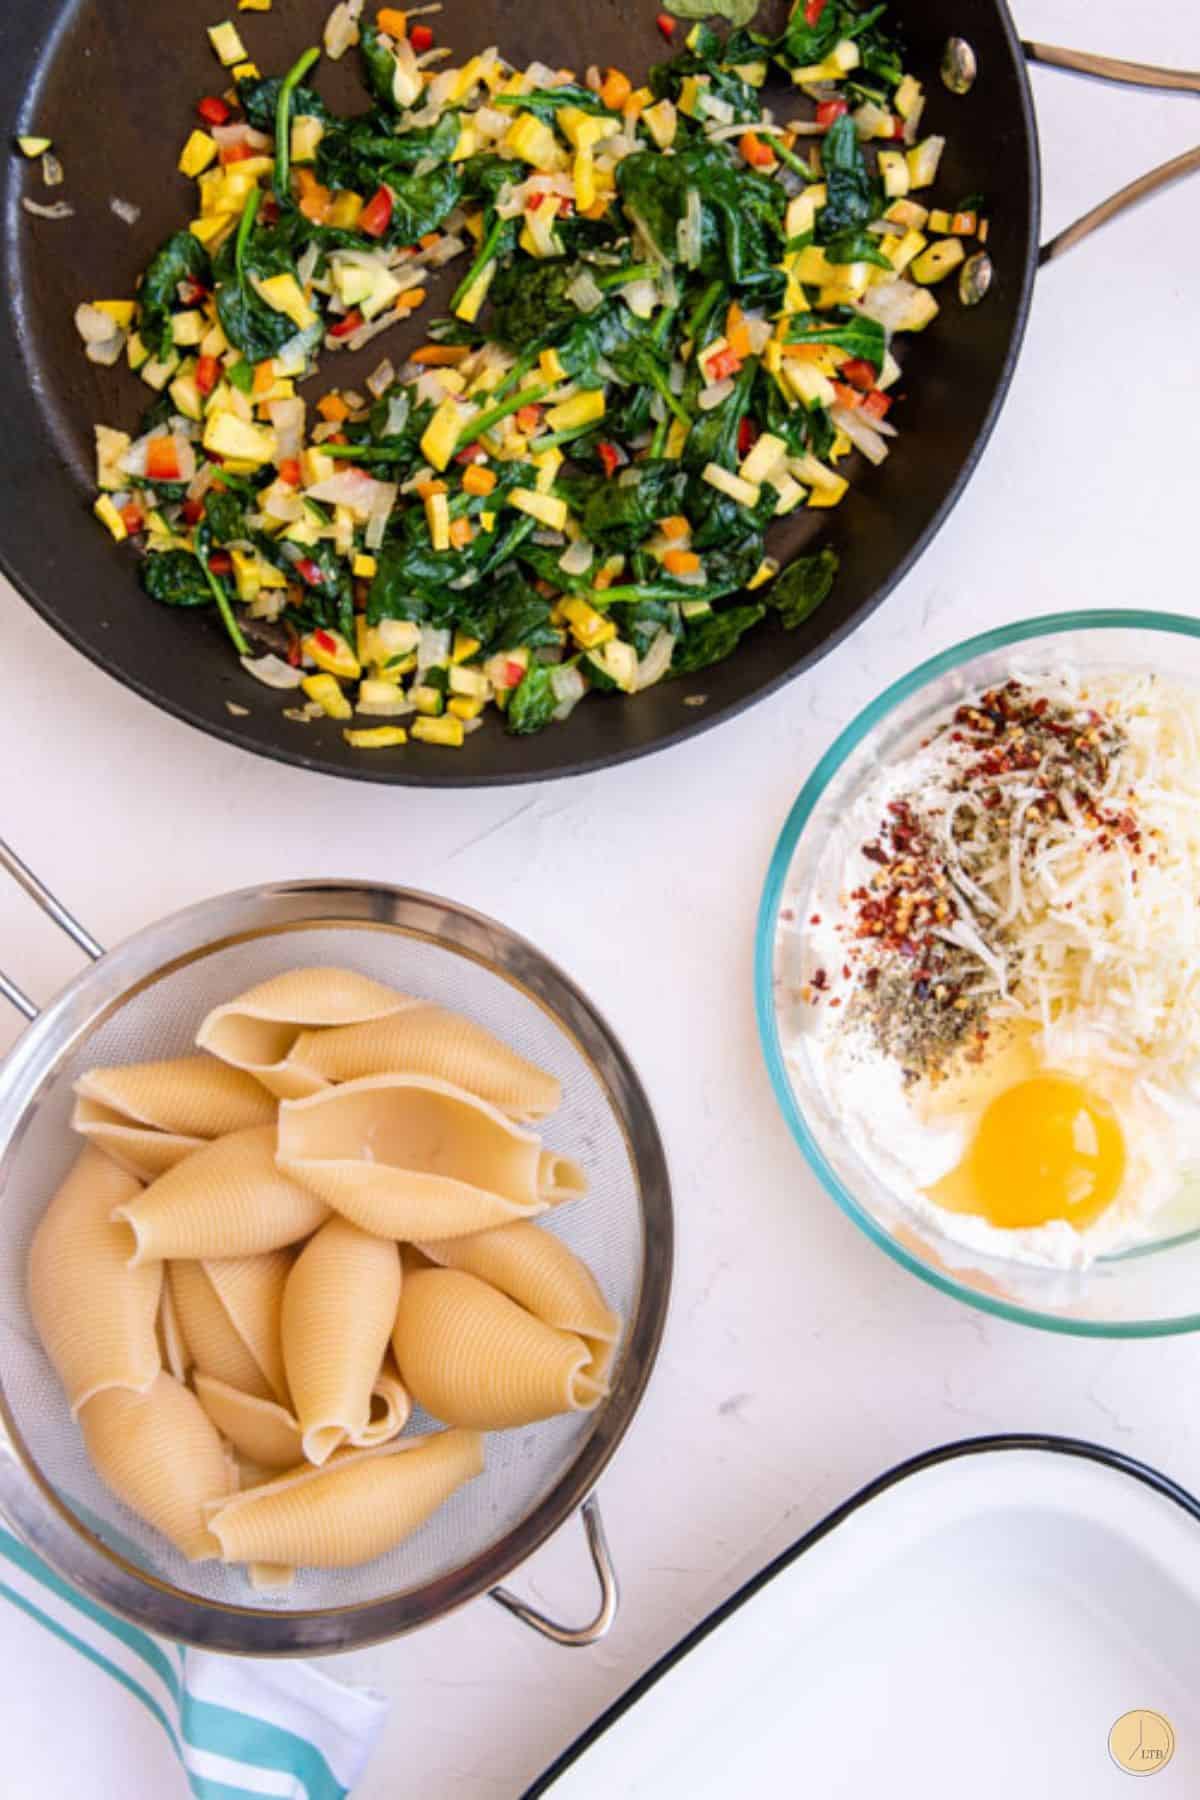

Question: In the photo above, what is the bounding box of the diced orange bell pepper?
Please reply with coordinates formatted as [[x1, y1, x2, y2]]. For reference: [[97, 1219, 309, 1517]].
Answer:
[[297, 168, 332, 224], [252, 361, 276, 396], [662, 548, 700, 576], [600, 67, 631, 111], [448, 517, 474, 549], [409, 343, 470, 365], [395, 287, 427, 311], [377, 7, 407, 35], [462, 464, 497, 497], [658, 514, 691, 540], [317, 392, 351, 423], [739, 130, 776, 169]]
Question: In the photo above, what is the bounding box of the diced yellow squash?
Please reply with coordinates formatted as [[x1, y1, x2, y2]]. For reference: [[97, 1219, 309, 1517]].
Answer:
[[818, 271, 871, 306], [906, 136, 945, 190], [238, 0, 272, 11], [207, 21, 248, 65], [92, 300, 136, 330], [454, 259, 496, 324], [533, 446, 563, 494], [738, 431, 786, 486], [231, 60, 261, 82], [179, 130, 218, 177], [450, 124, 478, 163], [290, 115, 325, 164], [910, 237, 966, 285], [302, 673, 353, 719], [254, 273, 317, 332], [894, 74, 923, 119], [330, 261, 376, 308], [361, 269, 402, 321], [141, 351, 180, 392], [520, 206, 561, 260], [301, 446, 335, 487], [169, 373, 204, 421], [561, 598, 616, 650], [573, 147, 596, 213], [783, 359, 836, 410], [665, 417, 690, 459], [344, 726, 409, 748], [190, 212, 236, 250], [375, 619, 422, 661], [702, 462, 760, 508], [421, 396, 469, 471], [448, 663, 490, 699], [411, 714, 465, 747], [202, 412, 277, 464], [510, 488, 568, 530], [770, 474, 807, 515], [539, 348, 567, 383], [356, 679, 411, 715], [877, 148, 909, 199], [447, 695, 484, 721], [557, 106, 614, 153], [746, 556, 779, 591], [888, 229, 928, 275], [793, 245, 838, 286], [126, 332, 150, 372], [791, 39, 860, 83], [425, 490, 451, 550], [452, 631, 481, 664], [170, 309, 207, 347], [545, 389, 605, 432], [303, 629, 360, 679], [229, 547, 262, 603], [678, 75, 704, 119], [641, 99, 677, 150], [17, 136, 52, 158], [95, 425, 131, 491], [785, 192, 817, 240], [353, 553, 378, 579], [93, 495, 128, 542], [479, 509, 496, 532], [503, 112, 560, 170], [327, 191, 364, 230], [410, 684, 445, 716]]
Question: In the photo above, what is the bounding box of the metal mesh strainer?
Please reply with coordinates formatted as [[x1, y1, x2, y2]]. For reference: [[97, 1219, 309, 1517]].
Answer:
[[0, 844, 671, 1654]]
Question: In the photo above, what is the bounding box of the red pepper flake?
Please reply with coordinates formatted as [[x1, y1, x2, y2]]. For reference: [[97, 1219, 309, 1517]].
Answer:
[[195, 354, 220, 397], [330, 309, 365, 339], [655, 10, 676, 40], [410, 22, 435, 52], [597, 441, 623, 478], [359, 185, 395, 240]]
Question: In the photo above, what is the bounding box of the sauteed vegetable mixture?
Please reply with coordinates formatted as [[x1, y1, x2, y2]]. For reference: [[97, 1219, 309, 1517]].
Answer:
[[77, 2, 987, 747]]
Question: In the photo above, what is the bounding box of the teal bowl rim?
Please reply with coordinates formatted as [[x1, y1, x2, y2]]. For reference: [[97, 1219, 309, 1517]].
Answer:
[[755, 608, 1200, 1339]]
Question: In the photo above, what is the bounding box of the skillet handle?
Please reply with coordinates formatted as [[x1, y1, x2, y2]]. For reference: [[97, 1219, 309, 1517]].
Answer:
[[1024, 42, 1200, 264], [489, 1492, 619, 1646], [0, 837, 103, 1022]]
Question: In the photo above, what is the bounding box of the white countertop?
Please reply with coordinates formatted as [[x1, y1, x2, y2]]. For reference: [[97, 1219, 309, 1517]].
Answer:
[[3, 0, 1199, 1792]]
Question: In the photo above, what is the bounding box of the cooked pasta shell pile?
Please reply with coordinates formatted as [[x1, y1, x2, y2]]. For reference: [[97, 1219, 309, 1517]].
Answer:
[[27, 968, 620, 1583]]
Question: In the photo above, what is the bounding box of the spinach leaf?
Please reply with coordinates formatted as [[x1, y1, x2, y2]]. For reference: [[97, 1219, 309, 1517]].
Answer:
[[817, 113, 878, 237], [359, 24, 402, 109], [786, 307, 886, 369], [317, 111, 460, 190], [488, 259, 580, 348], [378, 165, 464, 244], [238, 76, 334, 134], [461, 572, 561, 655], [506, 664, 559, 734], [215, 210, 305, 361], [290, 540, 356, 640], [617, 144, 784, 291], [667, 0, 761, 26], [649, 45, 762, 124], [493, 85, 615, 118], [203, 490, 245, 545], [572, 463, 689, 551], [611, 598, 677, 658], [672, 603, 765, 672], [138, 232, 211, 359], [770, 546, 839, 628], [140, 550, 213, 608], [822, 226, 893, 268]]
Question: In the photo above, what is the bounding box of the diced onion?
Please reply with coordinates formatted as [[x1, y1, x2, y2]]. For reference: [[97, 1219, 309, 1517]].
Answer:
[[418, 625, 451, 672], [677, 187, 703, 270], [305, 468, 381, 514], [551, 664, 587, 720], [558, 538, 595, 577], [110, 196, 141, 225], [323, 0, 363, 60], [831, 403, 890, 466], [240, 654, 305, 690], [268, 398, 305, 463], [23, 198, 73, 219], [698, 377, 734, 412], [74, 303, 119, 345], [365, 481, 397, 550], [566, 270, 604, 314], [621, 278, 657, 320], [42, 152, 63, 187], [635, 628, 676, 691]]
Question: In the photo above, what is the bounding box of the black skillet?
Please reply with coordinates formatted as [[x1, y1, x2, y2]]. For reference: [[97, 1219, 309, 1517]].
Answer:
[[1, 2, 1195, 786]]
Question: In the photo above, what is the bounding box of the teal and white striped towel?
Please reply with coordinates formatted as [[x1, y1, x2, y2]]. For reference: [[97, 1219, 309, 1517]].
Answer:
[[0, 1525, 389, 1798]]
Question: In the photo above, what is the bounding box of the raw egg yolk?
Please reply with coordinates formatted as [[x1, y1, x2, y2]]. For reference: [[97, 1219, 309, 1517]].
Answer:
[[930, 1075, 1126, 1231]]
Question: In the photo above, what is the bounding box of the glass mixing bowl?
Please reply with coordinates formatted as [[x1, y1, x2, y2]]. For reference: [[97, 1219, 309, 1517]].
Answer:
[[756, 610, 1200, 1337]]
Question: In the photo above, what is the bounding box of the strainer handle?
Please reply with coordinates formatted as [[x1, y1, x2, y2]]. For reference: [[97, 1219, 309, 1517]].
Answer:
[[0, 837, 103, 1020], [489, 1493, 618, 1646]]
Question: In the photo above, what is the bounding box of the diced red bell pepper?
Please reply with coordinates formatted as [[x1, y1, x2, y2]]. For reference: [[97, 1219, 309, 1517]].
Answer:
[[504, 659, 527, 688], [330, 309, 365, 339], [655, 11, 676, 40], [146, 438, 182, 482], [597, 441, 622, 478], [840, 358, 878, 392], [455, 442, 487, 465], [737, 416, 759, 458], [278, 457, 302, 486], [314, 628, 338, 653], [705, 346, 742, 383], [409, 23, 435, 52], [119, 502, 144, 535], [816, 99, 849, 130], [195, 354, 220, 397], [861, 390, 893, 420], [359, 185, 395, 239], [804, 0, 828, 22], [181, 497, 205, 526], [220, 142, 255, 165], [197, 95, 232, 127], [514, 403, 543, 433], [208, 550, 233, 576], [297, 558, 325, 587]]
